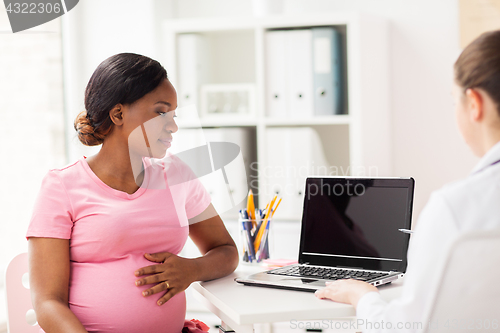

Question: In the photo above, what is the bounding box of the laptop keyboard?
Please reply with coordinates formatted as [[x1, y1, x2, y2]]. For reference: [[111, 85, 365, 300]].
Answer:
[[267, 265, 390, 281]]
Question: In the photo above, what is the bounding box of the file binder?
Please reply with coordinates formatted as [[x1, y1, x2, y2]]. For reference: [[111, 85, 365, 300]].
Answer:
[[265, 127, 330, 220], [265, 30, 288, 118], [286, 29, 314, 118], [312, 27, 343, 115], [177, 34, 208, 112], [265, 27, 343, 118]]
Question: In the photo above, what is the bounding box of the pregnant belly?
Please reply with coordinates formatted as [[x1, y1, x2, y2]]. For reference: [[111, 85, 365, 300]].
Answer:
[[68, 257, 185, 333]]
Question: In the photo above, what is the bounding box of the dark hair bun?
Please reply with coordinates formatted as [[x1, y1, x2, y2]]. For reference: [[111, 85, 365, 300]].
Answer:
[[74, 110, 106, 146]]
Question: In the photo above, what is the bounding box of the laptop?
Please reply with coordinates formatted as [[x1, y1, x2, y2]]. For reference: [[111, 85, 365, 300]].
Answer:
[[235, 176, 415, 292]]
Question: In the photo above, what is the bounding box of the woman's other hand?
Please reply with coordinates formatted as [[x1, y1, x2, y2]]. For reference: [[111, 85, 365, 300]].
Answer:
[[134, 252, 197, 306], [314, 279, 378, 308]]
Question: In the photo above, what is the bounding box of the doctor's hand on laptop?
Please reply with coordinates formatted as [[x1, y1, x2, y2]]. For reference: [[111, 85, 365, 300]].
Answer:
[[315, 279, 378, 308]]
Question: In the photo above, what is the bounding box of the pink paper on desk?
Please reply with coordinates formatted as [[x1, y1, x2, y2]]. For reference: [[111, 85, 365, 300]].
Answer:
[[262, 259, 298, 268]]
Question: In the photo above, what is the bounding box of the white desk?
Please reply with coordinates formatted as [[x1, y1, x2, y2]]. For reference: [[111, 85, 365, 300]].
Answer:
[[192, 265, 404, 333]]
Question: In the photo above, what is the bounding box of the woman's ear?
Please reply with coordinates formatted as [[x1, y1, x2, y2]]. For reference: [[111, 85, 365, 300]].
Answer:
[[109, 104, 124, 126], [465, 88, 484, 122]]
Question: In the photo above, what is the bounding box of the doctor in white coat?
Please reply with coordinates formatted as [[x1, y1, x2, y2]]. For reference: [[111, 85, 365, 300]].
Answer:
[[315, 30, 500, 332]]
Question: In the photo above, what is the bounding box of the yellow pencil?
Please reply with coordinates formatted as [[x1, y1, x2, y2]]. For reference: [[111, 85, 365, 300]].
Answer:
[[254, 196, 277, 252], [247, 189, 256, 227], [270, 198, 282, 219]]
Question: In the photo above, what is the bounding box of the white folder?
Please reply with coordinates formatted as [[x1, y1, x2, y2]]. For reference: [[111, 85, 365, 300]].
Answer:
[[265, 127, 330, 220], [177, 34, 208, 113], [286, 29, 314, 118], [203, 129, 252, 216], [265, 30, 288, 118]]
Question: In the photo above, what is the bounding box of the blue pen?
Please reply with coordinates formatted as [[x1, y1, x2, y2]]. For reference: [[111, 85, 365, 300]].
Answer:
[[242, 221, 254, 262], [248, 220, 257, 260], [256, 221, 270, 262]]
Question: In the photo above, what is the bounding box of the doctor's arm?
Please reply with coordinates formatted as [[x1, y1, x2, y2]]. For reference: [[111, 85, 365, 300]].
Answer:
[[28, 237, 88, 333]]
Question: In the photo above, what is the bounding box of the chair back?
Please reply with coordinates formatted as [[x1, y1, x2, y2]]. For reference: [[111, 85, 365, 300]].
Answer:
[[422, 229, 500, 332], [5, 252, 39, 332]]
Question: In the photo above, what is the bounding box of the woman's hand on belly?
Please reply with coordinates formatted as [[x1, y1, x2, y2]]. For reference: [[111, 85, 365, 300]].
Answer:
[[134, 252, 197, 306]]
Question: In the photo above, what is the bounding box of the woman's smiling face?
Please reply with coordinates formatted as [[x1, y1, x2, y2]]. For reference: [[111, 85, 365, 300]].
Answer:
[[124, 79, 179, 159]]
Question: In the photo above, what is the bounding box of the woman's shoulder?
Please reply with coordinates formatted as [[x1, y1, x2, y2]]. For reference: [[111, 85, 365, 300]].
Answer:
[[429, 167, 500, 229], [43, 158, 86, 184], [437, 166, 500, 202]]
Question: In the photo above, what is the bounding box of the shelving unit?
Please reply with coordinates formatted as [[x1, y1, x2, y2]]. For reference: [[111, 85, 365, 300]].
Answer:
[[161, 12, 391, 221]]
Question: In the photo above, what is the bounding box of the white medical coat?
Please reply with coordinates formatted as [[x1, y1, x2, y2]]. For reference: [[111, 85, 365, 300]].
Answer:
[[356, 141, 500, 332]]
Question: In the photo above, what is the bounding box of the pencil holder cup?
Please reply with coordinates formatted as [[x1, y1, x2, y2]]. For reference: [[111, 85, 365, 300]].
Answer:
[[238, 217, 272, 264]]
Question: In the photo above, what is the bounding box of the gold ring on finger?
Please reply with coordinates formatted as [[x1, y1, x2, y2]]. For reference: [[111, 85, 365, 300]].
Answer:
[[164, 281, 170, 289]]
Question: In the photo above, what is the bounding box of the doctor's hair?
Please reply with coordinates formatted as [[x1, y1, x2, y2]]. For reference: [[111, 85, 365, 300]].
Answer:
[[74, 53, 168, 146], [454, 30, 500, 116]]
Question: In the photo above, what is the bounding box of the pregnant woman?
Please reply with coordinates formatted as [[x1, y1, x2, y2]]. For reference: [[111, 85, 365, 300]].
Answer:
[[27, 53, 239, 332]]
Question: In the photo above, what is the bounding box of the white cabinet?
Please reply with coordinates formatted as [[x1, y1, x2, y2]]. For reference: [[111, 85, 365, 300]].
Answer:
[[161, 12, 390, 221]]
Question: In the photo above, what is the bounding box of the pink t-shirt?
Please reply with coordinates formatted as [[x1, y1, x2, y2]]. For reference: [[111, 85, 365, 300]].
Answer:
[[26, 153, 211, 333]]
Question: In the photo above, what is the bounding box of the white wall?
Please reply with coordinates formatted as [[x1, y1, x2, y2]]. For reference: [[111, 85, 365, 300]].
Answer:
[[0, 8, 66, 271], [170, 0, 479, 222], [0, 7, 65, 328]]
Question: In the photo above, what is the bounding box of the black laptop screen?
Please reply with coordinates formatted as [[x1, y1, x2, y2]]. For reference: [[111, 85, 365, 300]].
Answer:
[[298, 178, 414, 272]]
